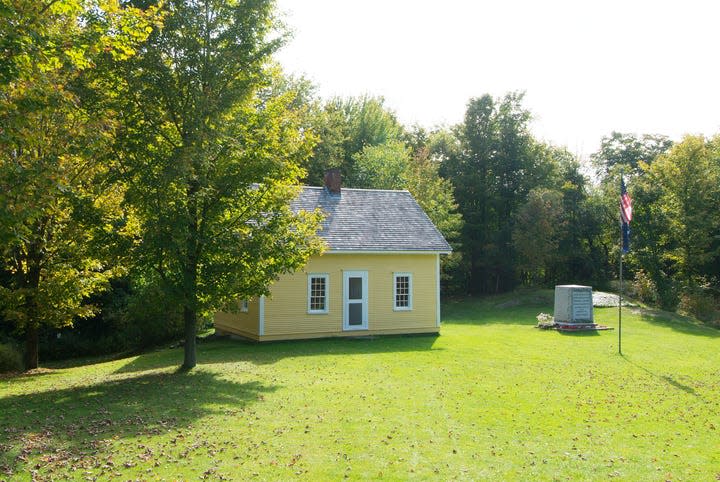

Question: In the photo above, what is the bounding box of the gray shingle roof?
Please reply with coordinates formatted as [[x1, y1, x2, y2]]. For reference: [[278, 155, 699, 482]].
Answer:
[[292, 187, 451, 252]]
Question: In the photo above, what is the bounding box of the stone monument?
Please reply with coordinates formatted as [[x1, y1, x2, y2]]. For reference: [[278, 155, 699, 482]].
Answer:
[[553, 285, 594, 324]]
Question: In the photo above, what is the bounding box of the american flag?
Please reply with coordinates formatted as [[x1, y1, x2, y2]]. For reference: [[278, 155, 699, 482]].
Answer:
[[620, 176, 632, 253], [620, 177, 632, 224]]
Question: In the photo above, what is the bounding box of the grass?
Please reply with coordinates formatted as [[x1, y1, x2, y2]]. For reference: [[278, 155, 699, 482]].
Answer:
[[1, 290, 719, 480]]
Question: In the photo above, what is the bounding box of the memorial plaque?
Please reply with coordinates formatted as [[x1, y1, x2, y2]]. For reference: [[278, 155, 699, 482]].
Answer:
[[571, 289, 592, 321]]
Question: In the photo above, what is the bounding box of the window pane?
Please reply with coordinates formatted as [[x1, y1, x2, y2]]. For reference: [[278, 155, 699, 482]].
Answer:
[[395, 275, 410, 308], [348, 277, 362, 300], [348, 303, 362, 325], [310, 277, 326, 311]]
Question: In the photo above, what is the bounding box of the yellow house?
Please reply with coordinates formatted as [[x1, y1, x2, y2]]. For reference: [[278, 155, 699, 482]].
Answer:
[[214, 171, 451, 341]]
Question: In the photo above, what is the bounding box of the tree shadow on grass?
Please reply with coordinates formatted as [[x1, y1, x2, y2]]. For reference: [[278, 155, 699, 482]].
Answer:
[[114, 333, 441, 374], [0, 369, 276, 477], [442, 297, 552, 327], [635, 308, 720, 338]]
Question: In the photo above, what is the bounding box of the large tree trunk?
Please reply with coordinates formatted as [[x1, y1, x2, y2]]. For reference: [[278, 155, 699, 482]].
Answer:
[[182, 305, 197, 370], [25, 324, 39, 370], [182, 180, 200, 370], [23, 244, 43, 370]]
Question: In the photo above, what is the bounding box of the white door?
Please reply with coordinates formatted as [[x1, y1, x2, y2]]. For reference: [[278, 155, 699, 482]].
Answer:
[[343, 271, 368, 330]]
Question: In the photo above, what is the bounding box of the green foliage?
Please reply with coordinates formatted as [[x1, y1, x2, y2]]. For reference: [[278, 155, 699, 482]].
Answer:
[[591, 131, 672, 177], [351, 140, 410, 189], [632, 269, 659, 305], [118, 0, 323, 368], [0, 342, 23, 373], [620, 135, 720, 311], [678, 282, 719, 324], [121, 283, 185, 349], [405, 146, 464, 291], [0, 0, 158, 369], [440, 92, 553, 294], [304, 95, 405, 185], [513, 188, 563, 285], [646, 136, 720, 281], [38, 278, 185, 361]]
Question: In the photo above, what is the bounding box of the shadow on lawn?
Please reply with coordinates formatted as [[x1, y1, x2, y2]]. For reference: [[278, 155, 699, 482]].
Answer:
[[442, 299, 551, 326], [556, 329, 600, 337], [114, 333, 441, 374], [636, 309, 720, 338], [0, 370, 276, 476], [622, 355, 701, 399]]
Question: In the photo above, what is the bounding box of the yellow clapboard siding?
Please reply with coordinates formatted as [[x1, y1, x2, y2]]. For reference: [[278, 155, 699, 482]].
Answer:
[[214, 297, 260, 337], [262, 253, 438, 338]]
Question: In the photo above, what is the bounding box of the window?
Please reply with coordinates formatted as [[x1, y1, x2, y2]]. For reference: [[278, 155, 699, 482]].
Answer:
[[393, 273, 412, 311], [240, 299, 249, 313], [308, 274, 329, 314]]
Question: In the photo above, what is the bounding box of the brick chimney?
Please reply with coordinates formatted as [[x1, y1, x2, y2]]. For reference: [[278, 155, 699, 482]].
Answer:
[[323, 168, 341, 194]]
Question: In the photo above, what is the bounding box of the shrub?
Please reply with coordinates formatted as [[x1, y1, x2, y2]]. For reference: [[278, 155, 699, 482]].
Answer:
[[0, 342, 23, 373], [632, 269, 658, 305], [38, 278, 184, 361], [678, 285, 719, 323], [122, 283, 184, 349]]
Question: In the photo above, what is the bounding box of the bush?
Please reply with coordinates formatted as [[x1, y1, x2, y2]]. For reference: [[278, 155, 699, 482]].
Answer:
[[38, 278, 184, 361], [632, 269, 658, 305], [678, 285, 719, 323], [0, 342, 23, 373]]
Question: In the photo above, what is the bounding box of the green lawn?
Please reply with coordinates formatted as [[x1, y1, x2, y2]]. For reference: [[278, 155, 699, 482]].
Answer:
[[1, 291, 719, 480]]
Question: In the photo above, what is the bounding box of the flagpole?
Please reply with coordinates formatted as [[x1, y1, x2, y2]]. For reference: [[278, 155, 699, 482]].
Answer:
[[618, 172, 624, 356], [619, 238, 623, 355], [618, 172, 632, 356]]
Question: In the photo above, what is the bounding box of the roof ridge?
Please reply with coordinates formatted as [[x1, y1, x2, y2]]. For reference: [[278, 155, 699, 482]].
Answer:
[[301, 185, 410, 194]]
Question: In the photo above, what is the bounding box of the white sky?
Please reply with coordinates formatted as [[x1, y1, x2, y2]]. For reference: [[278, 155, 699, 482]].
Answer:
[[275, 0, 720, 159]]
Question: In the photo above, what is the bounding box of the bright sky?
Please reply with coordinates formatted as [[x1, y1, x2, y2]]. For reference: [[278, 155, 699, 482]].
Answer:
[[275, 0, 720, 159]]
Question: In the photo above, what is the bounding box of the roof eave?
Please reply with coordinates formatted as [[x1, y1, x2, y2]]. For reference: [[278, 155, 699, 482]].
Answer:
[[322, 249, 452, 255]]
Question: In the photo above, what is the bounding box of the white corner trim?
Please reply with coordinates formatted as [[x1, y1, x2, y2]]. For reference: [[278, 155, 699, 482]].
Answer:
[[436, 254, 441, 327], [259, 295, 265, 336]]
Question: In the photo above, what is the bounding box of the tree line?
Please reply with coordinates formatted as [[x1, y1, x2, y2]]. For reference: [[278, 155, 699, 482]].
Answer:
[[2, 0, 718, 371]]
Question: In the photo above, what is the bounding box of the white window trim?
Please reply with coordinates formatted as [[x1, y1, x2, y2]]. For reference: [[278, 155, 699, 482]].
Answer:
[[307, 273, 329, 314], [240, 299, 249, 313], [393, 272, 413, 311]]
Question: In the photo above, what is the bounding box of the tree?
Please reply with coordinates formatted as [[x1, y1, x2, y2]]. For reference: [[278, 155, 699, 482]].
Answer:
[[118, 0, 322, 369], [549, 148, 611, 285], [513, 188, 563, 285], [351, 140, 410, 190], [591, 131, 672, 178], [440, 92, 547, 294], [639, 135, 720, 286], [0, 0, 157, 369], [304, 95, 405, 186], [406, 143, 464, 291]]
